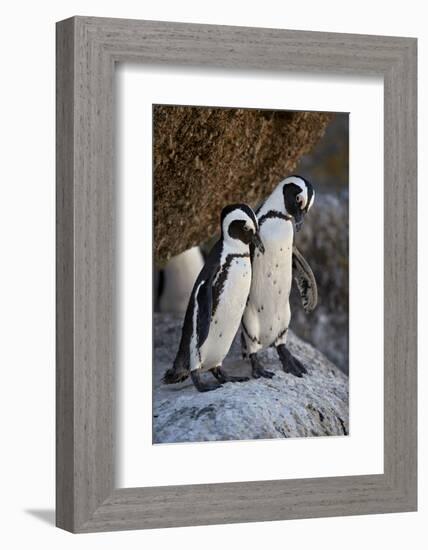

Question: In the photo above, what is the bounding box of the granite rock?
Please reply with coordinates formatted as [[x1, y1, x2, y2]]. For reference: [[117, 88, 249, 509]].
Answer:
[[153, 313, 349, 443]]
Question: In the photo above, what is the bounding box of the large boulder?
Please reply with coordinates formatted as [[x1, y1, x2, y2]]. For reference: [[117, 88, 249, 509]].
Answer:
[[153, 313, 349, 444], [154, 106, 332, 265], [290, 193, 349, 373]]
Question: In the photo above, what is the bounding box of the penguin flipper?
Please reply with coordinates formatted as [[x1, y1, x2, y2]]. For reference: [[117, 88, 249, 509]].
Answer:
[[292, 245, 318, 312], [163, 241, 222, 386], [162, 282, 210, 385], [194, 240, 223, 349], [195, 273, 215, 349], [163, 278, 212, 385]]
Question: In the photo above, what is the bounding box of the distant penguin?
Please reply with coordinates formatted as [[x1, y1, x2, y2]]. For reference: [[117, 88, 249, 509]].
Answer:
[[159, 247, 205, 313], [163, 204, 265, 392], [241, 175, 318, 379]]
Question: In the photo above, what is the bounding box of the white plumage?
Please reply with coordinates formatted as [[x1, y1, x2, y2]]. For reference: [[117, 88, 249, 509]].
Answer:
[[242, 215, 293, 352]]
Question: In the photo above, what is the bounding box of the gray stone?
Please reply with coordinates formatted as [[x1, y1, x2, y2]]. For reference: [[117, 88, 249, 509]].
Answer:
[[153, 313, 349, 444]]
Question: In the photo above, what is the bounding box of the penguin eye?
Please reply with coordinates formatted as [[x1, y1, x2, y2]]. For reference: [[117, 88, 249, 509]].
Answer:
[[296, 195, 302, 205], [243, 225, 250, 232]]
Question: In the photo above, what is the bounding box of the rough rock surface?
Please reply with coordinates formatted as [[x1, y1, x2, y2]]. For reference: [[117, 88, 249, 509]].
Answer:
[[153, 313, 349, 444], [154, 106, 332, 265], [290, 193, 349, 373], [292, 113, 349, 372]]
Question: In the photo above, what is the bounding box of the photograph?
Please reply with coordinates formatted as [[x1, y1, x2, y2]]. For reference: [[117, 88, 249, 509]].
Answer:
[[0, 2, 418, 542], [152, 104, 349, 443]]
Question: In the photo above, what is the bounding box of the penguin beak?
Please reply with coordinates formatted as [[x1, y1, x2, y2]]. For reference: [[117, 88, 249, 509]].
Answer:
[[293, 210, 305, 233], [252, 232, 265, 254]]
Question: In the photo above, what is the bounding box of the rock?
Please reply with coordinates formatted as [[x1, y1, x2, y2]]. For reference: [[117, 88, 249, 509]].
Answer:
[[292, 113, 349, 373], [153, 313, 349, 443], [290, 193, 349, 373], [154, 106, 332, 265]]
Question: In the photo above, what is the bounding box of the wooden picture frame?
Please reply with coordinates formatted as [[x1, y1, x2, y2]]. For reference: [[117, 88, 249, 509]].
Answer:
[[56, 16, 417, 533]]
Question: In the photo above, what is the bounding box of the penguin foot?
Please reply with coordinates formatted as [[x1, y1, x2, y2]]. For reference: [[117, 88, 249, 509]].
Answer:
[[249, 354, 275, 379], [211, 367, 249, 384], [276, 345, 308, 377], [190, 370, 223, 392]]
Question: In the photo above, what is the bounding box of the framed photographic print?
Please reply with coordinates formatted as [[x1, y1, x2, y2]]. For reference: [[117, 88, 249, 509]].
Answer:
[[56, 16, 417, 532]]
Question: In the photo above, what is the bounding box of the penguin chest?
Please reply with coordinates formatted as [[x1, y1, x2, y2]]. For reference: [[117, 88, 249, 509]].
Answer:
[[248, 220, 293, 345], [200, 257, 251, 368]]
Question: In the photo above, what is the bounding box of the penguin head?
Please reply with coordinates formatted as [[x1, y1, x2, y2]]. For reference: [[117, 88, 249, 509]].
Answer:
[[221, 204, 265, 253], [281, 175, 315, 232]]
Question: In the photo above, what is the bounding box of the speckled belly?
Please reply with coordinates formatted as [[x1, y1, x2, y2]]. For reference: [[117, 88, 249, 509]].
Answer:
[[245, 221, 293, 347], [251, 261, 291, 345]]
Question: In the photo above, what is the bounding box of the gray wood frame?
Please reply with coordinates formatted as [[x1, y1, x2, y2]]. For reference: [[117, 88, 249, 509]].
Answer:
[[56, 16, 417, 533]]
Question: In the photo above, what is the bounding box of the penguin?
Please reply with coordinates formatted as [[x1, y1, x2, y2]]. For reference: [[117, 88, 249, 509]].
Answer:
[[163, 203, 265, 392], [158, 246, 205, 313], [241, 175, 317, 379]]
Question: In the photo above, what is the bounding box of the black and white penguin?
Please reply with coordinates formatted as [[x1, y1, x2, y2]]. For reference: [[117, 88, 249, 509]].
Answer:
[[241, 175, 318, 379], [163, 204, 265, 392]]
